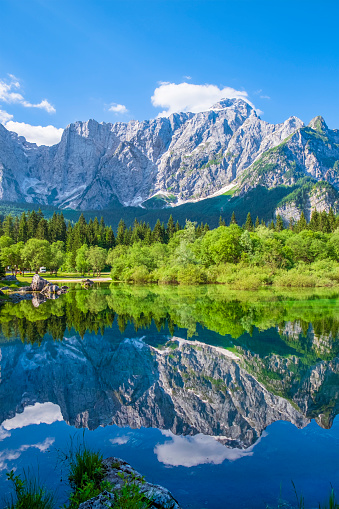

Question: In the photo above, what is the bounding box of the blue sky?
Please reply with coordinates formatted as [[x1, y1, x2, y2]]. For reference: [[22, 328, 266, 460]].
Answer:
[[0, 0, 338, 145]]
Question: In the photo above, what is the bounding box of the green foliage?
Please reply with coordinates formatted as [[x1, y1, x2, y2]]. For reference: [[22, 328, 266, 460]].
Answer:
[[113, 473, 152, 509], [60, 439, 107, 509], [5, 470, 54, 509]]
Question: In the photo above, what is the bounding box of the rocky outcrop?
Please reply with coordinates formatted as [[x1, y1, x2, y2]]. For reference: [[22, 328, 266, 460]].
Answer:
[[274, 181, 339, 224], [79, 457, 181, 509], [0, 99, 306, 210]]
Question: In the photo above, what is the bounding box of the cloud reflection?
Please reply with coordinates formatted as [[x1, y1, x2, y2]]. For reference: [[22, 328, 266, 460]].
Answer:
[[2, 402, 62, 430], [0, 437, 55, 471], [155, 431, 265, 467]]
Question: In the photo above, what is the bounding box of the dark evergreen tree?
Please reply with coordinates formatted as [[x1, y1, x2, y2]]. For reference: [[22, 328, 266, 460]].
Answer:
[[116, 219, 126, 245], [244, 212, 253, 231], [105, 226, 115, 249], [2, 214, 14, 238], [309, 210, 320, 231], [166, 215, 176, 241], [275, 215, 284, 232], [320, 210, 331, 233], [255, 216, 260, 229], [328, 207, 336, 232], [18, 212, 28, 243], [27, 210, 39, 239], [297, 211, 307, 232], [219, 215, 226, 227], [230, 211, 237, 225], [36, 218, 49, 240], [153, 219, 164, 243]]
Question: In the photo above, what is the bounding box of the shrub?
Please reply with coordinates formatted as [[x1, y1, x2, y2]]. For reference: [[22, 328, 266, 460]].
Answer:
[[176, 264, 207, 285], [274, 270, 316, 287]]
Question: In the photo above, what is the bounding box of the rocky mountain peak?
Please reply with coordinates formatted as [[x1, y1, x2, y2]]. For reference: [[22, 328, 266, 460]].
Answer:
[[308, 115, 328, 132], [210, 97, 253, 115]]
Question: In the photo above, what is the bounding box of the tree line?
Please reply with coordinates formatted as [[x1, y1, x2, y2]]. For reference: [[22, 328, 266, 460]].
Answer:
[[0, 207, 339, 281]]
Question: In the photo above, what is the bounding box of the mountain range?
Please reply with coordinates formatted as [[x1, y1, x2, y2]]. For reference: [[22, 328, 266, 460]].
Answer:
[[0, 98, 338, 225]]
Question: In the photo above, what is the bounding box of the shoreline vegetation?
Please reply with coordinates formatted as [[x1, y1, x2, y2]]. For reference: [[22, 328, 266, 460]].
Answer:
[[1, 208, 339, 289]]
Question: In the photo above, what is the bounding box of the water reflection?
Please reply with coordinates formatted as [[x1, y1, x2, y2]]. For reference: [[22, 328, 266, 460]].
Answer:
[[1, 286, 339, 446], [2, 286, 339, 507]]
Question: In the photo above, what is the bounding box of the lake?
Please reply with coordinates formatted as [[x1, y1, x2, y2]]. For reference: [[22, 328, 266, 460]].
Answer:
[[1, 284, 339, 508]]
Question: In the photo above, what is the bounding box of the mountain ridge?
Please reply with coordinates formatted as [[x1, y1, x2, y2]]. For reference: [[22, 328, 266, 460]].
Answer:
[[0, 99, 338, 223]]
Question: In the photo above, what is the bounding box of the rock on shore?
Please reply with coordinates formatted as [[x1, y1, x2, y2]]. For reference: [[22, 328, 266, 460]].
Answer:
[[79, 457, 181, 509]]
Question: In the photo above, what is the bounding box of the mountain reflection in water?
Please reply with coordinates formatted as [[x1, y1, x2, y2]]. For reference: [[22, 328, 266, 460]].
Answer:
[[1, 284, 339, 450]]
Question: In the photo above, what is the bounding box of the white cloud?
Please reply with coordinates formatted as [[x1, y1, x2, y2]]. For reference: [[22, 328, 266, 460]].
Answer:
[[154, 431, 263, 467], [5, 121, 63, 146], [183, 75, 192, 80], [260, 95, 271, 100], [151, 82, 255, 117], [0, 75, 55, 113], [0, 109, 13, 123], [22, 99, 56, 113], [3, 402, 63, 430], [108, 103, 128, 114]]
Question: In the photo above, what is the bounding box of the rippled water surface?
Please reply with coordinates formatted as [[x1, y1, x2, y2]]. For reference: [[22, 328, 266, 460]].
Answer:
[[1, 284, 339, 508]]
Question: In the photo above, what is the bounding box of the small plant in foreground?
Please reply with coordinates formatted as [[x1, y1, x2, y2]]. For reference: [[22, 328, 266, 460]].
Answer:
[[4, 469, 55, 509], [112, 472, 152, 509]]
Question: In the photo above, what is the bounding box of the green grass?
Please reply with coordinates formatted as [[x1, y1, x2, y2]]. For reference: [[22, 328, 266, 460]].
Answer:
[[4, 470, 55, 509], [58, 437, 108, 509]]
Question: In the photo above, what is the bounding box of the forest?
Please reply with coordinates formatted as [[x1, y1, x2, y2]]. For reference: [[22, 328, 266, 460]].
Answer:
[[1, 208, 339, 288]]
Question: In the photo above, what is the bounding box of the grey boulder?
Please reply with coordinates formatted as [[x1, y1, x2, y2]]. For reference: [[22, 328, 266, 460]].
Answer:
[[31, 274, 49, 291]]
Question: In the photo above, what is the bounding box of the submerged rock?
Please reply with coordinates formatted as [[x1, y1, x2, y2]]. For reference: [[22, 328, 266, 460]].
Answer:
[[10, 293, 33, 303], [18, 286, 33, 292], [82, 279, 94, 287], [79, 457, 181, 509], [40, 283, 60, 294]]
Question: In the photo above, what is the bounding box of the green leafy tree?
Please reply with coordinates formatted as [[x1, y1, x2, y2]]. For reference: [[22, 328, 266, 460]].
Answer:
[[49, 241, 66, 274], [76, 245, 90, 275], [88, 246, 107, 276], [21, 239, 51, 272]]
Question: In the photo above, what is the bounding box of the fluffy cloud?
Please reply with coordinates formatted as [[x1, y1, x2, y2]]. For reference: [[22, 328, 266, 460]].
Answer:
[[0, 109, 13, 123], [5, 121, 63, 146], [108, 103, 128, 114], [0, 75, 55, 113], [151, 82, 255, 117]]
